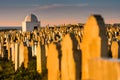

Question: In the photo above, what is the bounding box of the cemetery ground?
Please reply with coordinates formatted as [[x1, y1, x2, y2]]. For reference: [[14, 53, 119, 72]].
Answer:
[[0, 57, 47, 80]]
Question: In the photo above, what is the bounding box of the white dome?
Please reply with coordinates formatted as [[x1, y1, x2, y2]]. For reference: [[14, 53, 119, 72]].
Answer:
[[25, 14, 38, 22]]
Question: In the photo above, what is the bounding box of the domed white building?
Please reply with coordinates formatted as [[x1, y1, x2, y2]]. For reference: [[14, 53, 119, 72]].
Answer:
[[22, 14, 40, 32]]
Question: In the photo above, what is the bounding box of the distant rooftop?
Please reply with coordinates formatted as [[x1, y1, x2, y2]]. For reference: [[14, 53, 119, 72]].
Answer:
[[24, 14, 38, 22]]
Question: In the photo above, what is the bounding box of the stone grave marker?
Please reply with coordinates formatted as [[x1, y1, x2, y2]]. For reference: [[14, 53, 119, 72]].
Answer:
[[61, 33, 82, 80], [19, 42, 24, 67], [47, 43, 61, 80], [24, 46, 28, 69], [81, 15, 108, 79], [15, 43, 19, 71], [111, 41, 120, 58]]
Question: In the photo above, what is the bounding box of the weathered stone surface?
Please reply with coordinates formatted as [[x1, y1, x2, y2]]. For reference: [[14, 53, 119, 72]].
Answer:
[[111, 41, 119, 58], [88, 58, 120, 80], [61, 33, 81, 80], [19, 42, 24, 67], [24, 46, 28, 69], [36, 42, 42, 73], [32, 46, 35, 57], [47, 43, 60, 80], [36, 42, 46, 74], [81, 16, 101, 79], [45, 44, 48, 57], [15, 43, 19, 71], [34, 44, 37, 56], [81, 15, 107, 79], [0, 43, 3, 57]]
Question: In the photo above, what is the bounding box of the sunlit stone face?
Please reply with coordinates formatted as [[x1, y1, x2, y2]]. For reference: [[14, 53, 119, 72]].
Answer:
[[111, 41, 119, 58], [81, 15, 108, 79], [84, 15, 99, 39], [47, 43, 60, 80]]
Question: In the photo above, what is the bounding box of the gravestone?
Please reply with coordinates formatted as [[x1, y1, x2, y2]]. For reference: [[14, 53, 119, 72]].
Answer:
[[19, 42, 24, 67], [81, 15, 108, 79], [0, 43, 2, 57], [45, 44, 48, 57], [29, 40, 35, 57], [15, 43, 19, 71], [89, 58, 120, 80], [32, 46, 35, 57], [61, 33, 81, 80], [111, 41, 120, 58], [47, 43, 61, 80], [24, 46, 28, 69], [36, 42, 42, 73], [34, 41, 37, 56]]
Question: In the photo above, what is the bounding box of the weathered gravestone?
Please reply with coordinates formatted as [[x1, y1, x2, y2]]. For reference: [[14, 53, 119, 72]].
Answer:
[[29, 40, 35, 57], [0, 43, 3, 57], [36, 42, 47, 74], [24, 46, 28, 69], [33, 41, 37, 56], [88, 58, 120, 80], [36, 42, 42, 73], [15, 43, 19, 71], [61, 33, 82, 80], [81, 15, 108, 79], [111, 41, 120, 58], [32, 45, 35, 57], [45, 44, 48, 57], [47, 43, 61, 80], [19, 42, 24, 67]]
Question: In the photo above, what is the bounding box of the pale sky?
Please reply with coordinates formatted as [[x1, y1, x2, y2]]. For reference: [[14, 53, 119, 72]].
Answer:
[[0, 0, 120, 26]]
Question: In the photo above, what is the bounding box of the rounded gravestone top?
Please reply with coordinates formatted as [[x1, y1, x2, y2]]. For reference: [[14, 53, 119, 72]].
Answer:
[[25, 14, 38, 22]]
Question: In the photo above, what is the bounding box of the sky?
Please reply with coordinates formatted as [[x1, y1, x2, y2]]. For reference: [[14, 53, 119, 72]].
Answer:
[[0, 0, 120, 26]]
